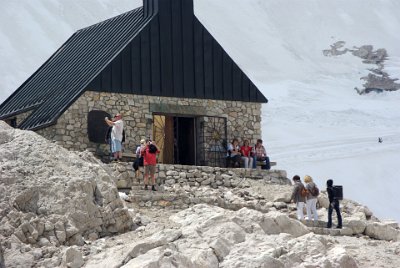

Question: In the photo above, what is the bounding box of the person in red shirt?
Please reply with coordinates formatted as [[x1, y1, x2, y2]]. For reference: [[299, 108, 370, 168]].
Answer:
[[141, 139, 160, 191], [240, 139, 254, 169]]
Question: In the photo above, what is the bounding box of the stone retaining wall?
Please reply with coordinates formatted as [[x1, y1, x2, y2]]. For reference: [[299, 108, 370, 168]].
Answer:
[[130, 190, 273, 212], [110, 163, 289, 189]]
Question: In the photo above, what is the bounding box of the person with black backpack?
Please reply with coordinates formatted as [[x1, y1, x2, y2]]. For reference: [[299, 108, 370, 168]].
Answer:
[[326, 179, 342, 229], [141, 139, 160, 191]]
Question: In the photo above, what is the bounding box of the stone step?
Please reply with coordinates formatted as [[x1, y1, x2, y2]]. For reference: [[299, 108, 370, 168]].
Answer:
[[297, 220, 354, 236], [125, 191, 355, 238], [299, 220, 327, 228], [308, 226, 353, 236]]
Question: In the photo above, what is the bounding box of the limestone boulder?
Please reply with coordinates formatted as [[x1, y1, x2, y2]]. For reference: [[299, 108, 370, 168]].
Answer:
[[0, 124, 133, 252], [259, 211, 309, 237], [62, 247, 84, 268], [365, 222, 400, 241], [220, 233, 288, 268], [124, 246, 197, 268], [381, 220, 399, 229], [85, 229, 182, 268], [126, 229, 182, 259], [230, 207, 265, 234], [273, 192, 292, 203], [318, 194, 330, 209], [326, 246, 358, 268], [343, 217, 367, 235]]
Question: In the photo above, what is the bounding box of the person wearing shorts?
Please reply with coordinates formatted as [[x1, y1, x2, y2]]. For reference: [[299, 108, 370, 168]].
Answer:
[[105, 113, 124, 161], [141, 140, 160, 191]]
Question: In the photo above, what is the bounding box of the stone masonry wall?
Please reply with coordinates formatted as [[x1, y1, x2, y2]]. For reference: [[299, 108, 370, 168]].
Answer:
[[38, 91, 262, 154], [110, 163, 289, 189], [112, 163, 289, 211]]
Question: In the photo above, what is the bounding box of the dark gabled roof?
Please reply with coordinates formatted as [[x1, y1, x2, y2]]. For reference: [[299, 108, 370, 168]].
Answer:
[[0, 7, 152, 130], [0, 0, 268, 131]]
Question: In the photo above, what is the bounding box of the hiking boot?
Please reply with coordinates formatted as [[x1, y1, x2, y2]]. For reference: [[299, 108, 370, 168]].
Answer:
[[152, 185, 156, 191], [144, 185, 148, 190]]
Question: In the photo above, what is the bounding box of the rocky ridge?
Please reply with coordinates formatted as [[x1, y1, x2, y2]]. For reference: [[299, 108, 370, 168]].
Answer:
[[0, 122, 132, 267], [1, 121, 400, 267], [323, 41, 400, 94]]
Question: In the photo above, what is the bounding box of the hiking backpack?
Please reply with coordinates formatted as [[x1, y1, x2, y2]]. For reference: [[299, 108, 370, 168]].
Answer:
[[333, 185, 343, 200], [300, 187, 308, 197], [311, 185, 320, 197]]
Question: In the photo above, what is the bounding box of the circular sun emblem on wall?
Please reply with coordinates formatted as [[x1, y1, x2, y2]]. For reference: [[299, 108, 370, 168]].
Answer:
[[212, 131, 221, 141]]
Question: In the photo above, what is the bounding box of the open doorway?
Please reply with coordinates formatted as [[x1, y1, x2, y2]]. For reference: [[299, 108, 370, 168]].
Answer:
[[153, 114, 196, 165]]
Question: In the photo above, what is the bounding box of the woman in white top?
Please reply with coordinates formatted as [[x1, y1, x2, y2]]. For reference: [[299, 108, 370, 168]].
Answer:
[[304, 175, 319, 224], [227, 138, 241, 167]]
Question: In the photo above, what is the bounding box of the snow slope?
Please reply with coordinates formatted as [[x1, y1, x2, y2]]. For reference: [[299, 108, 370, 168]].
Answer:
[[1, 0, 399, 221]]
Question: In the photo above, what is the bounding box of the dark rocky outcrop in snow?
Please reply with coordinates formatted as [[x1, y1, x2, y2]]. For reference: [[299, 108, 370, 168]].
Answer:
[[323, 41, 400, 94]]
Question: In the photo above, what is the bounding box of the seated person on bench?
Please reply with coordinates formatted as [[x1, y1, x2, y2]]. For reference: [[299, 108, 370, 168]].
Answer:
[[226, 138, 242, 167], [240, 139, 254, 169], [254, 139, 270, 170]]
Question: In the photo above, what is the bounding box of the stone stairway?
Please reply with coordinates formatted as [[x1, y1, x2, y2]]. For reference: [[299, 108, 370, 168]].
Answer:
[[128, 184, 271, 212], [300, 220, 353, 236], [127, 182, 356, 238]]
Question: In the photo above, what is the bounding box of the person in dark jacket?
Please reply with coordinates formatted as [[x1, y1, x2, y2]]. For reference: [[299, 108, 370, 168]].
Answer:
[[326, 179, 342, 229]]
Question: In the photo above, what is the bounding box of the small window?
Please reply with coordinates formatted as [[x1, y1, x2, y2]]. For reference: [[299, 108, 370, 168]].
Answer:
[[87, 110, 111, 143]]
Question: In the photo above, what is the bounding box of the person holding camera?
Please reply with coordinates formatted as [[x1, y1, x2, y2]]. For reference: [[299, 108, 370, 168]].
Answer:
[[105, 113, 124, 162], [141, 139, 160, 191]]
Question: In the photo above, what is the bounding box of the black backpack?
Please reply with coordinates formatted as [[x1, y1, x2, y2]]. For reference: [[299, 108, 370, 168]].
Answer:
[[148, 144, 157, 154], [333, 185, 343, 200]]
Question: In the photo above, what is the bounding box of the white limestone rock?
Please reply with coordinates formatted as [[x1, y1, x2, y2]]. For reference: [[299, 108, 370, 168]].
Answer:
[[326, 246, 358, 268], [273, 192, 292, 203], [0, 125, 132, 250], [318, 194, 330, 209], [343, 217, 367, 235], [124, 246, 196, 268], [381, 220, 399, 229], [259, 211, 309, 237], [62, 247, 84, 268], [365, 222, 400, 241], [230, 207, 265, 234]]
